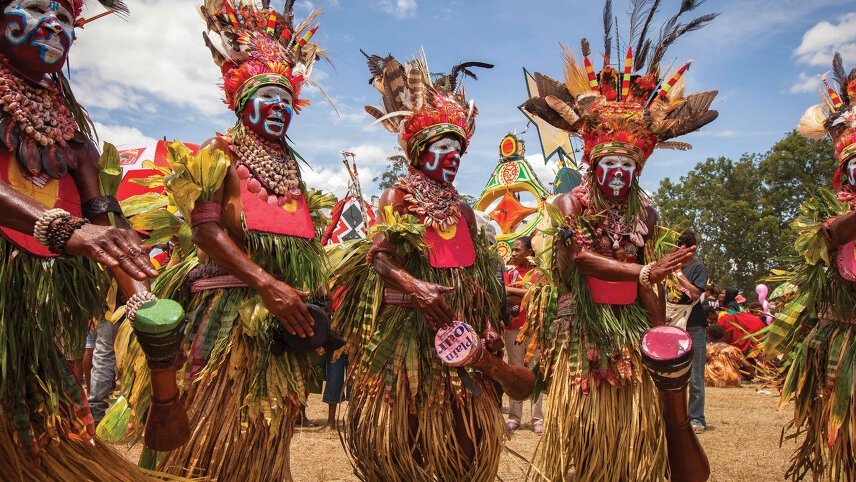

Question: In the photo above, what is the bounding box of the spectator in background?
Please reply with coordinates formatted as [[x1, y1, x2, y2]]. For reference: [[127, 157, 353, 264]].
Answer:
[[503, 236, 543, 435], [87, 316, 121, 425], [718, 303, 765, 355], [705, 323, 754, 387], [720, 287, 742, 314], [673, 229, 708, 434]]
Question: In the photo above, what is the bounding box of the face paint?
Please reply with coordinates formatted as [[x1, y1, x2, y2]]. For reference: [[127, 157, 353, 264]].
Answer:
[[420, 136, 462, 184], [847, 157, 856, 187], [594, 155, 637, 201], [241, 85, 293, 142], [1, 0, 74, 75]]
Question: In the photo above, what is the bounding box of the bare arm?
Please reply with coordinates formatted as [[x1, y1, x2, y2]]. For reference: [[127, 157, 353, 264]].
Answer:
[[190, 137, 314, 337], [553, 194, 694, 283], [825, 210, 856, 248], [371, 187, 455, 328]]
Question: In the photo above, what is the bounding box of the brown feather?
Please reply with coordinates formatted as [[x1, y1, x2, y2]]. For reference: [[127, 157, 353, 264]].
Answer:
[[522, 98, 575, 132], [406, 63, 425, 111], [534, 72, 574, 104], [662, 109, 718, 139], [666, 90, 717, 120], [655, 141, 692, 150], [381, 59, 407, 115], [364, 106, 398, 132], [545, 96, 581, 127]]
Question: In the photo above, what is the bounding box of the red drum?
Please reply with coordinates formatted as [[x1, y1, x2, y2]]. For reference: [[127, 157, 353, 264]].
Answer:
[[640, 326, 710, 482], [641, 325, 693, 391], [435, 321, 482, 367]]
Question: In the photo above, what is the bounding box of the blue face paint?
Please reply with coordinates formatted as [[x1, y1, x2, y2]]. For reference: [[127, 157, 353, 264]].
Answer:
[[3, 0, 74, 65], [242, 87, 294, 141]]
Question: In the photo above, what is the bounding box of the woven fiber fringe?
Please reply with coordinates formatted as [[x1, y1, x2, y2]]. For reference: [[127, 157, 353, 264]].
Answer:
[[529, 344, 668, 482], [0, 407, 172, 481], [341, 365, 504, 481], [157, 300, 305, 481], [779, 322, 854, 482]]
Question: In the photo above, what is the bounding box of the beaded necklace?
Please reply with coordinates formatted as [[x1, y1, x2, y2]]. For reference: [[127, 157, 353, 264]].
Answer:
[[229, 125, 302, 205], [0, 62, 79, 179], [396, 167, 462, 232]]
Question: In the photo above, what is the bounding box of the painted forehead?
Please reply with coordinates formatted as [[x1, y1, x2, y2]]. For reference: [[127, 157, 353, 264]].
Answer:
[[5, 0, 73, 18], [428, 136, 462, 149], [253, 84, 293, 101], [598, 155, 636, 165]]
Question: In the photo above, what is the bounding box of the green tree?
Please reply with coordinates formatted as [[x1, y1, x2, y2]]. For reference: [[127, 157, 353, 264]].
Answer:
[[653, 131, 834, 294], [459, 193, 478, 207], [373, 154, 409, 190]]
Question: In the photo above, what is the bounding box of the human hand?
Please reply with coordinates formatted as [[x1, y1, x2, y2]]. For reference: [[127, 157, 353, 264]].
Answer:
[[649, 246, 696, 284], [408, 280, 455, 330], [260, 280, 314, 338], [482, 327, 504, 355], [64, 224, 158, 281]]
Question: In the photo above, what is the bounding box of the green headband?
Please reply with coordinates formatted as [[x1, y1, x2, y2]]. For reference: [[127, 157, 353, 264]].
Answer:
[[234, 74, 294, 113], [407, 123, 468, 162]]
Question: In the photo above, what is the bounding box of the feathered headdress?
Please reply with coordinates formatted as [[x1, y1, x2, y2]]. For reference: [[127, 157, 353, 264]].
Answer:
[[200, 0, 324, 114], [796, 52, 856, 189], [522, 0, 719, 170], [361, 49, 493, 163], [57, 0, 128, 20]]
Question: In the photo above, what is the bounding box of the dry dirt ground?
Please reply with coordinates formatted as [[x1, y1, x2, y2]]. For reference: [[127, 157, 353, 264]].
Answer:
[[112, 383, 797, 481]]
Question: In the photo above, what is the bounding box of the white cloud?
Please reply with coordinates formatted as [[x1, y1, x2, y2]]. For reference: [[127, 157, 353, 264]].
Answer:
[[791, 12, 856, 94], [793, 12, 856, 67], [377, 0, 417, 19], [70, 1, 224, 116], [525, 153, 558, 189], [94, 122, 157, 147], [789, 72, 820, 94]]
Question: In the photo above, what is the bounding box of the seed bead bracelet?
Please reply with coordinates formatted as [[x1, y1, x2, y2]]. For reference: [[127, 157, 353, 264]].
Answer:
[[125, 291, 157, 322], [33, 208, 70, 245], [46, 215, 89, 254], [639, 262, 655, 289]]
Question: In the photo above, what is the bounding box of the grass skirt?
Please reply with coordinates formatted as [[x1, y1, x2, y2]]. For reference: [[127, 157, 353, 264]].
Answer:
[[341, 321, 505, 481], [156, 286, 309, 481], [529, 339, 667, 481]]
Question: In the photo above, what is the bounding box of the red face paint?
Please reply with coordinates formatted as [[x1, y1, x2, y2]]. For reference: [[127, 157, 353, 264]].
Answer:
[[594, 155, 637, 201], [1, 0, 75, 82], [241, 85, 293, 142], [420, 136, 462, 184]]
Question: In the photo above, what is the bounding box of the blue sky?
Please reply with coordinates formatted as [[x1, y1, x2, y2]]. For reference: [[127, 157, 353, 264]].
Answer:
[[67, 0, 855, 198]]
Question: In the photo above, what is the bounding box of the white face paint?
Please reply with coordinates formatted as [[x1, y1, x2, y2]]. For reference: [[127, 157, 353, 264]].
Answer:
[[847, 157, 856, 187], [595, 155, 637, 198], [422, 137, 462, 183], [3, 0, 74, 65]]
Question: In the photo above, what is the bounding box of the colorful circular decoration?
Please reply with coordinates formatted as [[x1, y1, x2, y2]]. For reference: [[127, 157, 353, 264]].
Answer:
[[500, 135, 518, 158], [500, 162, 520, 185]]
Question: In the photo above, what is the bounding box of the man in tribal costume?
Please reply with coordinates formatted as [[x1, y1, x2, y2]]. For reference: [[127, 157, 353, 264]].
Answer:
[[764, 52, 856, 481], [151, 1, 333, 480], [331, 52, 535, 481], [520, 1, 719, 480], [0, 1, 178, 480]]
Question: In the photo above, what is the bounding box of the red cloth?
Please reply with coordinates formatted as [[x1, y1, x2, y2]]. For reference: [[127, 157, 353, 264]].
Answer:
[[504, 265, 540, 330], [718, 312, 765, 353], [423, 216, 476, 269]]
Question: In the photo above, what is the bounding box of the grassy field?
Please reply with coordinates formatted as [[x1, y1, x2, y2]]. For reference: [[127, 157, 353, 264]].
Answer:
[[111, 382, 799, 481]]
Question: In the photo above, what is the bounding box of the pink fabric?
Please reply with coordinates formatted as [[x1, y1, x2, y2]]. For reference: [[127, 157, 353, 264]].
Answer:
[[239, 178, 314, 239], [423, 216, 476, 269], [586, 276, 638, 305], [837, 240, 856, 282]]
